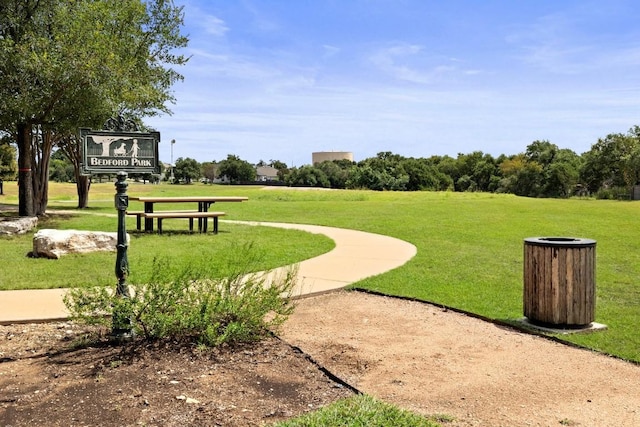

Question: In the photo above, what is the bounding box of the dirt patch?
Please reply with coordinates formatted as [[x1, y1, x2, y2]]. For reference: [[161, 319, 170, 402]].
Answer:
[[0, 323, 352, 426], [279, 291, 640, 427], [2, 291, 640, 426]]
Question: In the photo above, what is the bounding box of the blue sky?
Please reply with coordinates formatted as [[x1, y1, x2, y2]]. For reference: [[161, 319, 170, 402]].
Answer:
[[146, 0, 640, 167]]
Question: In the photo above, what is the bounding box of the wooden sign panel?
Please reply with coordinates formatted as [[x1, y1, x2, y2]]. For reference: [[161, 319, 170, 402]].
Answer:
[[80, 128, 160, 175]]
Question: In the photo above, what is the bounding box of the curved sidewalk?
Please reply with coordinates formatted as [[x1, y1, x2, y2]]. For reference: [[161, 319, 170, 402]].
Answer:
[[0, 221, 417, 324]]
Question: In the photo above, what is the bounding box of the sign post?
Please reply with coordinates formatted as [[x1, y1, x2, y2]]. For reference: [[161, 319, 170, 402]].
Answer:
[[112, 171, 133, 340], [80, 118, 161, 340]]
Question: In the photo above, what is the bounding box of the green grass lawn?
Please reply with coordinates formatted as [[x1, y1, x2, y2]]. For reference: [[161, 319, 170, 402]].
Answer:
[[0, 183, 335, 290], [2, 181, 640, 362]]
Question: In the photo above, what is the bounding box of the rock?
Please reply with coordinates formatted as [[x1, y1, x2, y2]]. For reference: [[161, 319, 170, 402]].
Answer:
[[176, 395, 199, 404], [32, 229, 130, 259], [0, 216, 38, 235]]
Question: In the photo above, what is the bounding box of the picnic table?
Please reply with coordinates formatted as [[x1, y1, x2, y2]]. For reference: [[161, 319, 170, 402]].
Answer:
[[128, 196, 248, 233]]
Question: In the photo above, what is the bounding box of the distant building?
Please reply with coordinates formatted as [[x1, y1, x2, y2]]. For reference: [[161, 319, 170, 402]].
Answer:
[[256, 165, 279, 181], [312, 151, 353, 165]]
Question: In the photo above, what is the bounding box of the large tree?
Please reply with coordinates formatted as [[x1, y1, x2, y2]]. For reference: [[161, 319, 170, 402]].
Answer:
[[0, 0, 188, 215], [497, 141, 580, 198], [201, 161, 224, 184], [218, 155, 256, 184], [580, 127, 640, 195], [174, 157, 201, 184]]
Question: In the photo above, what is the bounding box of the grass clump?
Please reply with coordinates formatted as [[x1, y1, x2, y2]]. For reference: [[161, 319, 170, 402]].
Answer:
[[64, 243, 297, 346], [272, 394, 445, 427]]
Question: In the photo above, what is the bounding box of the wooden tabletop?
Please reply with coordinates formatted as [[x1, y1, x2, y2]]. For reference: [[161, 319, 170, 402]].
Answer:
[[129, 196, 248, 203]]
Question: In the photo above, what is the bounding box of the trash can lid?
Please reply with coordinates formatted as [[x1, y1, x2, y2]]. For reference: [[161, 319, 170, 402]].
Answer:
[[524, 237, 596, 247]]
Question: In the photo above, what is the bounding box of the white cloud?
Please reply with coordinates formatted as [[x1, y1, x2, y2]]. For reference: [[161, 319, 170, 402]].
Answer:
[[370, 44, 433, 84], [369, 43, 483, 84], [322, 44, 341, 58], [201, 14, 229, 36]]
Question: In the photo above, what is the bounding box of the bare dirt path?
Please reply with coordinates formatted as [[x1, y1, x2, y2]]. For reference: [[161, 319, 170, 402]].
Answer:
[[279, 291, 640, 427]]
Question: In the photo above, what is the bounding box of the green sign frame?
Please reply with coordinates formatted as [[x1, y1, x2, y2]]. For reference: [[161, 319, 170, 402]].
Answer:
[[80, 128, 161, 175]]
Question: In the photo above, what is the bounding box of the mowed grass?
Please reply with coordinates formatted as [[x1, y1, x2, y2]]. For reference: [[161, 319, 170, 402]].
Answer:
[[3, 181, 640, 362], [0, 183, 334, 290]]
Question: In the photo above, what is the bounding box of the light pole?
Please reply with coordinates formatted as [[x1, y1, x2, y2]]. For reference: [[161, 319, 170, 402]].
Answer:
[[170, 139, 175, 182]]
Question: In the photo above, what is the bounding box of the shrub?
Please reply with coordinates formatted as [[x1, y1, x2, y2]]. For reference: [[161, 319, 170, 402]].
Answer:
[[595, 186, 630, 200], [64, 243, 297, 346]]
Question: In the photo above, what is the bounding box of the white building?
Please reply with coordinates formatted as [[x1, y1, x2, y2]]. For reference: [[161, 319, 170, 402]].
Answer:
[[312, 151, 354, 165]]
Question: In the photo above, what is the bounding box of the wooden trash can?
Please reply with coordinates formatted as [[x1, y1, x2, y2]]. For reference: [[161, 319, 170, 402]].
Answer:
[[523, 237, 596, 327]]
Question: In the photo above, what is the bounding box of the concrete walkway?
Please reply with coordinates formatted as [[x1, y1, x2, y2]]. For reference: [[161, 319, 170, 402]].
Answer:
[[0, 221, 417, 324]]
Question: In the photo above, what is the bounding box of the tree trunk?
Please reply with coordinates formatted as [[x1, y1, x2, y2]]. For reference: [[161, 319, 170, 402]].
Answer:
[[17, 122, 35, 217], [59, 133, 90, 208], [31, 126, 53, 216], [76, 174, 90, 208]]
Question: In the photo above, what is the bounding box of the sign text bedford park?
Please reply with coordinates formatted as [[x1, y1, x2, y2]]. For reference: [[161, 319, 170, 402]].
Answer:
[[80, 128, 161, 175]]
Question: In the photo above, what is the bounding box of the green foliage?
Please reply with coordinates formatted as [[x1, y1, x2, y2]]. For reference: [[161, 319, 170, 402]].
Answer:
[[201, 161, 218, 183], [286, 165, 331, 188], [64, 245, 298, 346], [49, 149, 75, 182], [451, 151, 501, 192], [594, 186, 630, 200], [580, 127, 640, 193], [173, 157, 201, 183], [218, 154, 257, 183], [273, 394, 443, 427], [494, 141, 583, 198], [270, 159, 289, 171], [0, 136, 17, 180], [543, 149, 581, 197], [315, 160, 350, 188], [399, 158, 450, 191], [346, 152, 410, 191], [346, 164, 409, 190], [0, 0, 188, 132]]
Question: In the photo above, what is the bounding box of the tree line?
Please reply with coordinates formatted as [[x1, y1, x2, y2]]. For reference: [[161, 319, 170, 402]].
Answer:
[[298, 128, 640, 199], [284, 128, 640, 199], [49, 126, 634, 200]]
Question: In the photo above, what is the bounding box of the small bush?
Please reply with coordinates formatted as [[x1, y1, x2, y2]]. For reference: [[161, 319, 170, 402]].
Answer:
[[64, 243, 297, 346], [595, 186, 630, 200]]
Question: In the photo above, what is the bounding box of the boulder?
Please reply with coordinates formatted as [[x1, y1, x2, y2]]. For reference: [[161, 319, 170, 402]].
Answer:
[[32, 229, 130, 259], [0, 216, 38, 235]]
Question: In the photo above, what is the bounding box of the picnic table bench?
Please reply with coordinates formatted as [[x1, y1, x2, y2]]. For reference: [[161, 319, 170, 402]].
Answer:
[[130, 211, 226, 234], [127, 196, 248, 233]]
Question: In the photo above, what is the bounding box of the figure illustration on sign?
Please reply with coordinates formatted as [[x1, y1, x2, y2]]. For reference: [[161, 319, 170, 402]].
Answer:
[[131, 139, 139, 158], [113, 142, 128, 156]]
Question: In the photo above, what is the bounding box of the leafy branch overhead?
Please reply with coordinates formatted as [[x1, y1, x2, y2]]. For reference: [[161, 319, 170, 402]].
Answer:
[[0, 0, 189, 215]]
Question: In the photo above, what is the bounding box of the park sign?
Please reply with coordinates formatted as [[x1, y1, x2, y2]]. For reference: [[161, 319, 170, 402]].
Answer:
[[80, 128, 161, 175]]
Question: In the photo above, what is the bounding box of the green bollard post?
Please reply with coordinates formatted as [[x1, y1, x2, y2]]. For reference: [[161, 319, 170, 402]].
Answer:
[[112, 171, 133, 341]]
